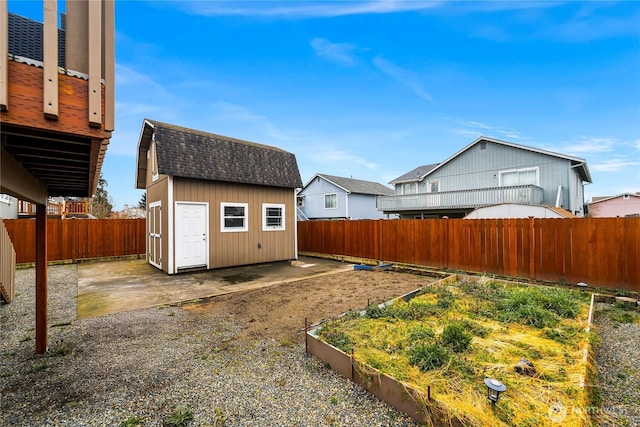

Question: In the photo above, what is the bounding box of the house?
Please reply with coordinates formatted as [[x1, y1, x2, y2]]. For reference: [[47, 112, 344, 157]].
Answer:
[[0, 194, 18, 219], [135, 119, 302, 274], [588, 193, 640, 218], [464, 203, 577, 219], [378, 136, 592, 219], [297, 173, 394, 220], [0, 1, 114, 353]]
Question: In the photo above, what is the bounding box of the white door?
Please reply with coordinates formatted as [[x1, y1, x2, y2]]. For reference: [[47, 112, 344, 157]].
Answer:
[[148, 202, 162, 269], [175, 202, 208, 270]]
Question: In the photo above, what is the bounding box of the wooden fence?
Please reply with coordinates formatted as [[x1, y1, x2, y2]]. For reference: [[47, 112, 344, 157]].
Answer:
[[2, 218, 146, 264], [298, 218, 640, 291], [0, 221, 16, 302]]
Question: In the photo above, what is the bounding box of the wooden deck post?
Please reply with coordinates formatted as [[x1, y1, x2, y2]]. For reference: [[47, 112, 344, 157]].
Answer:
[[35, 204, 48, 354]]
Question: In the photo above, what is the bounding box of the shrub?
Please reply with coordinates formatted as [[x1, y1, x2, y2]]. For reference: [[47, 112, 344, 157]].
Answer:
[[320, 329, 353, 353], [407, 324, 436, 342], [164, 406, 194, 427], [407, 343, 450, 371], [441, 322, 473, 353]]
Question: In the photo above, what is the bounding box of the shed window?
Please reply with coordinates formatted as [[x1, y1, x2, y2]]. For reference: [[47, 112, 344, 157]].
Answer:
[[325, 193, 337, 209], [263, 204, 285, 231], [221, 203, 248, 232]]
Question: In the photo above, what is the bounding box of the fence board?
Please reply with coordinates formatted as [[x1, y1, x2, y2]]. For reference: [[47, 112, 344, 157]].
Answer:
[[298, 218, 640, 292], [2, 219, 146, 264]]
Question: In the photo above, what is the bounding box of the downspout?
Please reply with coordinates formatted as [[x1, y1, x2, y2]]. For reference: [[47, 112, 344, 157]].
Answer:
[[345, 191, 349, 219]]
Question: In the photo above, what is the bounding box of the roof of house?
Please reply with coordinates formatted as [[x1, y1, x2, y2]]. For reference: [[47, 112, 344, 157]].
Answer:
[[589, 193, 640, 205], [390, 164, 439, 185], [8, 12, 66, 67], [392, 136, 592, 185], [305, 174, 393, 196], [135, 119, 302, 189]]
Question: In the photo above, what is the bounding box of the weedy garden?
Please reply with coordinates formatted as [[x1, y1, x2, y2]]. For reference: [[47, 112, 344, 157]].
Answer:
[[314, 275, 595, 426]]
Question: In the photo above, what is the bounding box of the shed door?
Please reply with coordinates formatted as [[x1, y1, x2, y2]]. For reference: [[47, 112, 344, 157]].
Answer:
[[175, 202, 208, 270], [148, 202, 162, 269]]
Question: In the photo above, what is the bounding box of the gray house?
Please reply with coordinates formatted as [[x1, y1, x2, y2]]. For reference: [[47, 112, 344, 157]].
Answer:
[[378, 136, 592, 219], [298, 173, 393, 220]]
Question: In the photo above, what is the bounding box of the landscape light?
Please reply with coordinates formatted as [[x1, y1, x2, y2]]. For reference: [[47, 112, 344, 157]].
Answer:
[[484, 378, 506, 406], [577, 282, 588, 293]]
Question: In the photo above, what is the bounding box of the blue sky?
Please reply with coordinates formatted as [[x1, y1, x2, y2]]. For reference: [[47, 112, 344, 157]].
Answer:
[[9, 1, 640, 210]]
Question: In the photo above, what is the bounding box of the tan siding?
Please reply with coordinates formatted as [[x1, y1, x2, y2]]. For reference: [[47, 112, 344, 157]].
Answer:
[[173, 178, 296, 269], [147, 176, 168, 273]]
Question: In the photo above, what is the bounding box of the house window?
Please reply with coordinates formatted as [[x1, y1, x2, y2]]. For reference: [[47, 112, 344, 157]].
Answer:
[[263, 204, 285, 231], [480, 141, 487, 150], [221, 202, 248, 232], [428, 181, 440, 193], [403, 183, 417, 195], [623, 194, 630, 200], [499, 167, 539, 187], [325, 193, 337, 209], [297, 197, 304, 208]]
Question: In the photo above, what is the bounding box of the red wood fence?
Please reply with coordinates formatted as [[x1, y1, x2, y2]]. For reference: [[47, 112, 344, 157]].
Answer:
[[298, 218, 640, 291], [3, 218, 146, 264]]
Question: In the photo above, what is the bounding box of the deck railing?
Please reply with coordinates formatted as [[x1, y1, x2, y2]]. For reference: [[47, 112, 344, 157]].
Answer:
[[18, 200, 89, 217], [377, 185, 544, 212]]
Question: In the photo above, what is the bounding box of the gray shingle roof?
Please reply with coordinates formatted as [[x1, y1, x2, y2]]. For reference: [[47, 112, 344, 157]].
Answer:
[[8, 13, 66, 67], [389, 164, 439, 184], [140, 120, 302, 189], [316, 174, 393, 196]]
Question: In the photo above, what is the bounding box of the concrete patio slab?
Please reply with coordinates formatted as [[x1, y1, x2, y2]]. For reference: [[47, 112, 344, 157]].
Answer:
[[77, 256, 353, 318]]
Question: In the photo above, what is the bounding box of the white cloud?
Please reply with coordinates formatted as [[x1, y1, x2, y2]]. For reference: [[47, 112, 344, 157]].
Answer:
[[175, 1, 443, 18], [311, 38, 357, 66], [560, 137, 617, 154], [591, 158, 640, 172], [210, 102, 289, 141], [450, 120, 524, 141], [373, 56, 432, 101], [310, 148, 378, 170]]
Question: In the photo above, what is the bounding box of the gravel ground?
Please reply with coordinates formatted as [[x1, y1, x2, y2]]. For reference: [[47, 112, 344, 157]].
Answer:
[[1, 265, 639, 427], [1, 265, 418, 427]]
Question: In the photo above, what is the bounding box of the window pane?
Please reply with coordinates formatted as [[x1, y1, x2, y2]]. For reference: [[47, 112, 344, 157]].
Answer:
[[325, 194, 336, 209], [224, 206, 245, 217], [502, 171, 519, 186], [519, 169, 537, 185], [266, 217, 281, 227], [429, 181, 439, 193], [266, 207, 281, 217], [225, 217, 244, 228]]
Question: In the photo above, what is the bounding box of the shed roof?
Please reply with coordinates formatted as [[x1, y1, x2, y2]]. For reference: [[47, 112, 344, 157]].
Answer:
[[135, 119, 302, 189], [589, 193, 640, 205], [306, 174, 393, 196]]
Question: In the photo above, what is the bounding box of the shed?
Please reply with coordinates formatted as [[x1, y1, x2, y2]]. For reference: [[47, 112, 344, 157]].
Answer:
[[464, 203, 577, 219], [135, 119, 302, 274]]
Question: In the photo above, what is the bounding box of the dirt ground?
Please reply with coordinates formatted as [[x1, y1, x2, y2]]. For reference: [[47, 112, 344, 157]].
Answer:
[[184, 269, 436, 343]]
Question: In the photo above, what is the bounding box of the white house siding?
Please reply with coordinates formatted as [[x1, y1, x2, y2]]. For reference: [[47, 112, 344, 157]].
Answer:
[[425, 142, 579, 213], [0, 195, 18, 219], [299, 177, 348, 219], [590, 196, 640, 217]]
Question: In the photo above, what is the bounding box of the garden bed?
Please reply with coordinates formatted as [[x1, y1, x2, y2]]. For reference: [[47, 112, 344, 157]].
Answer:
[[306, 274, 596, 426]]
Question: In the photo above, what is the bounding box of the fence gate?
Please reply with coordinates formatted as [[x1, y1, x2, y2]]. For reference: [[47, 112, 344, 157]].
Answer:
[[148, 202, 162, 269]]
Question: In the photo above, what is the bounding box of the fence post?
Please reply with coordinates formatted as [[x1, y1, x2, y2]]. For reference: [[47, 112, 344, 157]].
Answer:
[[528, 216, 535, 279]]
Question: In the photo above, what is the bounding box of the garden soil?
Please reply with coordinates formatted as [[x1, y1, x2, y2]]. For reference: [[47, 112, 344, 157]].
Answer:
[[184, 270, 436, 343]]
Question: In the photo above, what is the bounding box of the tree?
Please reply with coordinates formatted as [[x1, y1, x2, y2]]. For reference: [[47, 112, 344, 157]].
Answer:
[[89, 174, 113, 218], [138, 191, 146, 209]]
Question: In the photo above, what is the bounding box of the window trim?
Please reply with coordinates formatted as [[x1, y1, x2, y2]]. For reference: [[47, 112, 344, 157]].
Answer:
[[262, 203, 285, 231], [324, 193, 337, 210], [498, 166, 539, 187], [427, 180, 440, 193], [151, 141, 159, 182], [220, 202, 248, 232]]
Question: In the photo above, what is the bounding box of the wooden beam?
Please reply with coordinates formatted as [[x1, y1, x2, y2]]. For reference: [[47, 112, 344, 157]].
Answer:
[[65, 0, 88, 74], [88, 0, 102, 128], [35, 204, 48, 354], [103, 0, 115, 131], [0, 148, 48, 204], [43, 0, 59, 120], [0, 0, 8, 111]]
